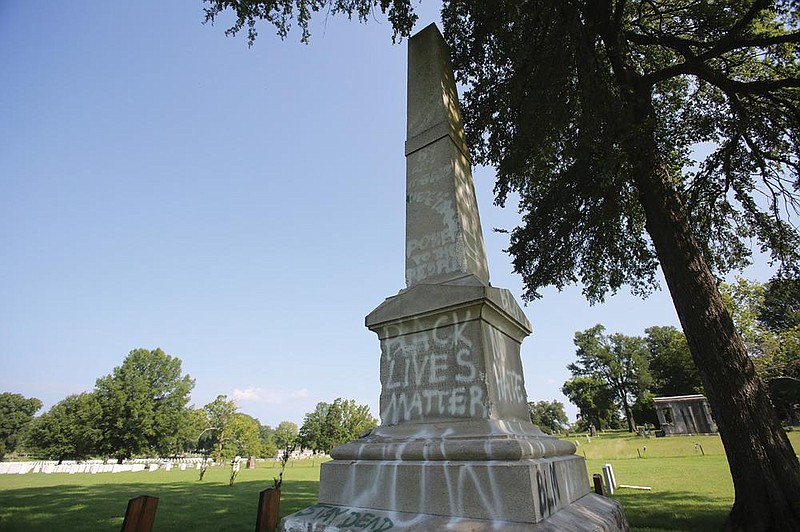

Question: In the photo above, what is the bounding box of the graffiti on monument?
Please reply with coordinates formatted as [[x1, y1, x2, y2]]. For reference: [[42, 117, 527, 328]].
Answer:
[[294, 503, 394, 531], [379, 309, 526, 424]]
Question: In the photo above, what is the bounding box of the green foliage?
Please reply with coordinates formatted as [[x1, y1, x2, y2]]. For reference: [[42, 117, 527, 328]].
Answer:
[[198, 394, 238, 463], [228, 413, 262, 458], [273, 420, 299, 452], [527, 400, 568, 434], [94, 348, 195, 462], [0, 392, 42, 459], [202, 0, 418, 45], [24, 393, 102, 463], [259, 424, 278, 458], [722, 277, 800, 380], [644, 326, 704, 396], [759, 276, 800, 332], [568, 325, 653, 432], [196, 405, 284, 463], [442, 1, 800, 303], [562, 376, 621, 431], [298, 398, 377, 454]]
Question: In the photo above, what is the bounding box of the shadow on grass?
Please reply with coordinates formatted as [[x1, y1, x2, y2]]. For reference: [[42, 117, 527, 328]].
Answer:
[[0, 478, 319, 532], [614, 489, 728, 531]]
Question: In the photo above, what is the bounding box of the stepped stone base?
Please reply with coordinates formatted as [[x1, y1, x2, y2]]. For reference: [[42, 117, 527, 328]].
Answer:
[[281, 492, 627, 531]]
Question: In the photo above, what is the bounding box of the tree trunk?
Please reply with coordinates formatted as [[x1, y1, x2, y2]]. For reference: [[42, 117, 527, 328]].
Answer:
[[621, 394, 637, 432], [627, 96, 800, 531]]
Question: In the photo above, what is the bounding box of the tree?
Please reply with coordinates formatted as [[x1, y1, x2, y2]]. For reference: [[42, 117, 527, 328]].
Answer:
[[722, 277, 800, 381], [298, 403, 329, 453], [527, 400, 569, 434], [259, 424, 278, 458], [229, 413, 262, 458], [759, 276, 800, 381], [0, 392, 42, 459], [199, 394, 238, 463], [759, 276, 800, 332], [298, 398, 377, 454], [203, 1, 800, 527], [94, 348, 195, 462], [273, 421, 299, 454], [568, 325, 652, 432], [25, 393, 102, 463], [562, 376, 620, 431], [644, 326, 704, 396]]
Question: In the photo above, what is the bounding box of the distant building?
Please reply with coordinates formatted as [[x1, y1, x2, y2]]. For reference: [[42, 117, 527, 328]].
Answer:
[[654, 394, 717, 435]]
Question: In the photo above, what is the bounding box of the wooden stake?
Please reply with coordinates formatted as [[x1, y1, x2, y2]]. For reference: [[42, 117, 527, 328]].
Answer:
[[255, 488, 281, 532], [121, 495, 158, 532], [592, 474, 605, 496]]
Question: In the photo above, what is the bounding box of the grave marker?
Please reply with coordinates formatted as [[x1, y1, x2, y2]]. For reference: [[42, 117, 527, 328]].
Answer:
[[120, 495, 158, 532]]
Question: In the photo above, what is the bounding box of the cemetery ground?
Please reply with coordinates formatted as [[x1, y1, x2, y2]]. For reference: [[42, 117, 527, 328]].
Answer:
[[0, 431, 798, 531]]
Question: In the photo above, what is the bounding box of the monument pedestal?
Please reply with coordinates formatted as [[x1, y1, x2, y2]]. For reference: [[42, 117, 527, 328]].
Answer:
[[282, 282, 627, 531], [282, 494, 625, 531]]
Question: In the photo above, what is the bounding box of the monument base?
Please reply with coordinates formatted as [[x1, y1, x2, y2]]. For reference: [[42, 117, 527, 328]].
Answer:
[[281, 493, 627, 531]]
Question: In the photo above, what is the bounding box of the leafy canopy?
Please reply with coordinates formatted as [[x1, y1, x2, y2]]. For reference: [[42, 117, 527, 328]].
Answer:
[[444, 1, 800, 302], [527, 400, 569, 434], [561, 376, 620, 431], [25, 393, 102, 462], [569, 325, 652, 431], [0, 392, 42, 458], [299, 398, 377, 454], [94, 348, 195, 460], [722, 276, 800, 380], [203, 0, 418, 45], [644, 325, 704, 396]]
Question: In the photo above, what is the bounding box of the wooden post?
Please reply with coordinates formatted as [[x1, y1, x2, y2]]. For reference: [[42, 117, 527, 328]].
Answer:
[[592, 474, 605, 496], [121, 495, 158, 532], [255, 488, 281, 532]]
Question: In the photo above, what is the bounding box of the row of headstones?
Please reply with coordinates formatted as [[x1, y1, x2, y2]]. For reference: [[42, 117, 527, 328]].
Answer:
[[0, 461, 210, 475]]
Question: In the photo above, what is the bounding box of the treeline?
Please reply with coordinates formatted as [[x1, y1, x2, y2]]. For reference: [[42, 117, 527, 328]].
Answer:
[[1, 348, 377, 463], [562, 276, 800, 431]]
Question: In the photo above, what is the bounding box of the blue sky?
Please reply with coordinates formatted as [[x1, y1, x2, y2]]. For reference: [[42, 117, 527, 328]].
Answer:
[[0, 1, 773, 427]]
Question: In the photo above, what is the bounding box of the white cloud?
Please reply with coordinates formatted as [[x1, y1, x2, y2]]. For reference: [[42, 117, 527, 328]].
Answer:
[[232, 387, 309, 405]]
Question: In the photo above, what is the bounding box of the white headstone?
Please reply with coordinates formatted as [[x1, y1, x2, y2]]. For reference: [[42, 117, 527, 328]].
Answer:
[[602, 464, 616, 495]]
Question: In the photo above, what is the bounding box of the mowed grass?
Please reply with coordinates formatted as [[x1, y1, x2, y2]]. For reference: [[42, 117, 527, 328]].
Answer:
[[581, 430, 800, 531], [1, 432, 798, 531], [0, 460, 322, 532]]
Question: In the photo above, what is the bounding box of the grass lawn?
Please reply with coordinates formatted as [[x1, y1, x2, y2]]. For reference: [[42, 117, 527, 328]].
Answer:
[[581, 430, 800, 531], [0, 460, 321, 531], [0, 432, 797, 531]]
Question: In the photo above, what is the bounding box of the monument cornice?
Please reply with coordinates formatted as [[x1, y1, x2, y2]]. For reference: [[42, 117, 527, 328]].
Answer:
[[366, 283, 531, 339]]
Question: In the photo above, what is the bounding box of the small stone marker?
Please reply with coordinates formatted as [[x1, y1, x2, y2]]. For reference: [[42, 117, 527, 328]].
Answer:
[[619, 484, 652, 491], [120, 495, 158, 532], [603, 464, 616, 495]]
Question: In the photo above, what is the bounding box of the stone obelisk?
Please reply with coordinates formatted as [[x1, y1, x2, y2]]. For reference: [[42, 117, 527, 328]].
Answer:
[[281, 24, 628, 531]]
